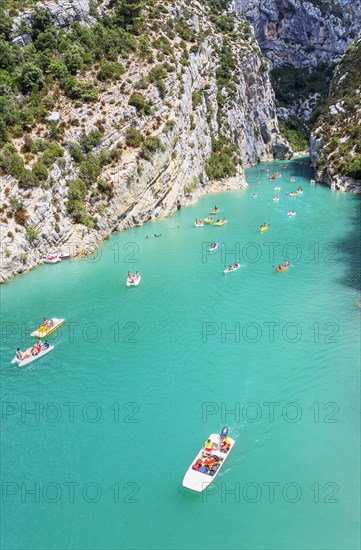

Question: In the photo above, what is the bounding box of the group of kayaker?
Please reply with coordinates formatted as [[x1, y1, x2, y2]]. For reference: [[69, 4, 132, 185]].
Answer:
[[226, 262, 240, 272], [127, 271, 140, 283], [276, 260, 290, 272]]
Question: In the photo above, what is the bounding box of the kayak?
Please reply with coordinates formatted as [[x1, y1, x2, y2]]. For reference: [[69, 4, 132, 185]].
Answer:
[[214, 220, 227, 226], [275, 186, 281, 191], [275, 264, 290, 273], [126, 275, 141, 287], [260, 225, 269, 232], [224, 263, 241, 273], [208, 243, 219, 252], [204, 217, 213, 225], [273, 196, 279, 201], [210, 209, 219, 215], [44, 255, 61, 264], [182, 428, 235, 492], [288, 211, 296, 216], [11, 345, 54, 367], [30, 318, 64, 337]]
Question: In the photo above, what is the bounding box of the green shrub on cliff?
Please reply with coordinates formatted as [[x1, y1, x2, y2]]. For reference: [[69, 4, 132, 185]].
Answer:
[[205, 137, 238, 180], [140, 137, 163, 160], [279, 117, 309, 152]]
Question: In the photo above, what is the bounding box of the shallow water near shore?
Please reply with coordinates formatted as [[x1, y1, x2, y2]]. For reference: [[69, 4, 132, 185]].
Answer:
[[1, 158, 360, 550]]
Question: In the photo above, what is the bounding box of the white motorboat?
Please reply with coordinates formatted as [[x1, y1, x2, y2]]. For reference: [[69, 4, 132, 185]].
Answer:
[[182, 427, 235, 492]]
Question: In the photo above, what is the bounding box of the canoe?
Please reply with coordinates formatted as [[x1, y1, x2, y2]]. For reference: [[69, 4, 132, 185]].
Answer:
[[260, 225, 269, 232], [30, 318, 64, 337], [275, 264, 290, 273], [126, 275, 141, 287], [208, 243, 219, 252], [11, 345, 54, 367], [214, 220, 227, 226], [182, 430, 235, 492], [224, 263, 241, 273]]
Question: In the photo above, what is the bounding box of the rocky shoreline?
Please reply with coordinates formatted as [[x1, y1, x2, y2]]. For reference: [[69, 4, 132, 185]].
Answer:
[[0, 173, 248, 284]]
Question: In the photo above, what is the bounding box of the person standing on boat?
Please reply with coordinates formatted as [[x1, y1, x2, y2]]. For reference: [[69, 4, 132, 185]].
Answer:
[[43, 340, 50, 349], [204, 439, 213, 453], [16, 348, 23, 361], [221, 435, 231, 452]]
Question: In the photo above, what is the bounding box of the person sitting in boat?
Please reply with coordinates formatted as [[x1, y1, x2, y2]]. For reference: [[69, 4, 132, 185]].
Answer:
[[42, 317, 49, 328], [30, 344, 40, 356], [36, 338, 43, 349], [16, 348, 23, 361], [221, 435, 231, 452], [233, 262, 239, 268], [43, 340, 50, 349], [154, 233, 162, 237], [228, 265, 233, 271], [204, 439, 213, 453]]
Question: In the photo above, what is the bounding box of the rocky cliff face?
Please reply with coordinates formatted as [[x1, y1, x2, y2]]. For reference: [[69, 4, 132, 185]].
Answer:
[[310, 34, 361, 192], [0, 0, 291, 283], [233, 0, 361, 135], [233, 0, 361, 68]]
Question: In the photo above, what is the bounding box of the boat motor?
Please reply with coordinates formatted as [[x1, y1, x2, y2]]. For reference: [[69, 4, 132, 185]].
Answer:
[[220, 426, 228, 438]]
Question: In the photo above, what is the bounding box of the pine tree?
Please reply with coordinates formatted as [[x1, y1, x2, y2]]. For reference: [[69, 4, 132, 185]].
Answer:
[[115, 0, 144, 33]]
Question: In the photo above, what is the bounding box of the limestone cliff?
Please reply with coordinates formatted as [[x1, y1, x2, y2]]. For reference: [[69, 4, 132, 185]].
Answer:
[[0, 0, 291, 283], [310, 34, 361, 192], [233, 0, 361, 69]]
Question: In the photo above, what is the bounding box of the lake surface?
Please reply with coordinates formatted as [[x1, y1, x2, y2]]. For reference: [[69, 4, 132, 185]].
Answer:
[[1, 158, 360, 549]]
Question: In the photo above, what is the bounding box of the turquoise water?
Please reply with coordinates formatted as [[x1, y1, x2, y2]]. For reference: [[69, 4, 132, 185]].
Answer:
[[1, 159, 360, 550]]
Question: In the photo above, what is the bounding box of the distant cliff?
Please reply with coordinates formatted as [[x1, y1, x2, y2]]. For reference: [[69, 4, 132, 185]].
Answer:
[[233, 0, 361, 68], [310, 34, 361, 192], [233, 0, 361, 151]]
